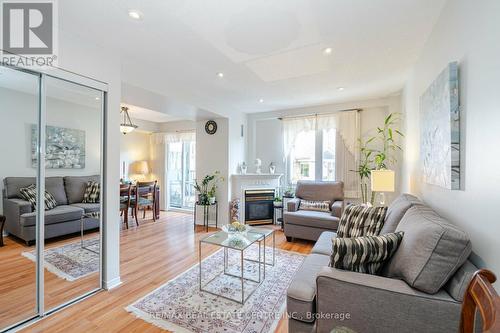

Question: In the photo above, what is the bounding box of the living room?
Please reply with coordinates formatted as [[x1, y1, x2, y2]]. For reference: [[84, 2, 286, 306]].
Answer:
[[0, 0, 499, 332]]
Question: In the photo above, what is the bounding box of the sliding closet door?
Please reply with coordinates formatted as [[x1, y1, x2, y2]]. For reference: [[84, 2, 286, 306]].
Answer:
[[0, 66, 40, 329], [43, 76, 102, 311]]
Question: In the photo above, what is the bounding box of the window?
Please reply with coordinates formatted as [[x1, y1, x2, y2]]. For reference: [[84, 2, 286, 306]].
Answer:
[[287, 127, 336, 184], [167, 140, 196, 210]]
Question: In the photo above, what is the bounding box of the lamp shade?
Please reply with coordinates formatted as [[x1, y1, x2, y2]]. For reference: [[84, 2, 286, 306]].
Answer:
[[371, 170, 395, 192], [130, 160, 149, 175]]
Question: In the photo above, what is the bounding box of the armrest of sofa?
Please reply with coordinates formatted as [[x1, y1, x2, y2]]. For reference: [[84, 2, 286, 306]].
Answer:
[[315, 267, 461, 333], [287, 198, 301, 212], [3, 198, 32, 235], [331, 200, 343, 218]]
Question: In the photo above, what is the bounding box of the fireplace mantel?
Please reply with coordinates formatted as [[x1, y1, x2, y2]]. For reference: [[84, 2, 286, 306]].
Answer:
[[231, 173, 283, 223]]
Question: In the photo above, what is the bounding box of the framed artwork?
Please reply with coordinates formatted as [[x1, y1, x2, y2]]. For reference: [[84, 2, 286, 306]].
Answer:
[[420, 61, 460, 190], [31, 125, 86, 169]]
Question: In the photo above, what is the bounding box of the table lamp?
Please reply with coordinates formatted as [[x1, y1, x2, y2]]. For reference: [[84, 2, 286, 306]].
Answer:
[[130, 160, 149, 182], [371, 170, 395, 206]]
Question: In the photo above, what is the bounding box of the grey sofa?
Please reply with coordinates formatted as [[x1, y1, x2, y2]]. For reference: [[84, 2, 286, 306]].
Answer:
[[2, 176, 100, 245], [287, 194, 478, 333], [284, 181, 344, 242]]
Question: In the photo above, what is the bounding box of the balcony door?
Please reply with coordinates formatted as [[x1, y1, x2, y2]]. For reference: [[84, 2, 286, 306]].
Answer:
[[167, 137, 195, 210]]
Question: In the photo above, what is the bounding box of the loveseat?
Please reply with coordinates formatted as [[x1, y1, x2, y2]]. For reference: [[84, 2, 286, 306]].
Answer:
[[2, 176, 100, 245], [284, 181, 344, 242], [287, 194, 478, 333]]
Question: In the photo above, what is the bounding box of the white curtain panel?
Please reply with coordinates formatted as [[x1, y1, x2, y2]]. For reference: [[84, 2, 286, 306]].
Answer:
[[283, 111, 360, 198], [282, 116, 316, 157]]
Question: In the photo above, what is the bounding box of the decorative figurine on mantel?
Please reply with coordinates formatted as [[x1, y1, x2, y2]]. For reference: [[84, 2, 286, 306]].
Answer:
[[255, 158, 262, 174], [269, 162, 276, 174], [240, 162, 247, 174]]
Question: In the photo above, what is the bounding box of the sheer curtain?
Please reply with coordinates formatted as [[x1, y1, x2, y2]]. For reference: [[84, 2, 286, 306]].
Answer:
[[282, 111, 360, 198]]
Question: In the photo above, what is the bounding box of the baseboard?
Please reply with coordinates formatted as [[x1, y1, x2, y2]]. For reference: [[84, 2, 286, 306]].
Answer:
[[103, 276, 122, 290]]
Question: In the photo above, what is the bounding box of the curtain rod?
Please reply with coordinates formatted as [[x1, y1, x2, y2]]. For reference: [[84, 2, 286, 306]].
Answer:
[[277, 108, 362, 120]]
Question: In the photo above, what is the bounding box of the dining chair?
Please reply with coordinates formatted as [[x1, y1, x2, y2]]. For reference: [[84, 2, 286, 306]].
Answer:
[[130, 180, 157, 225], [120, 184, 133, 229], [460, 269, 500, 333]]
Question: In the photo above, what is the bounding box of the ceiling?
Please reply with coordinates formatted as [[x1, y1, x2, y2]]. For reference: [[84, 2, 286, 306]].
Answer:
[[59, 0, 446, 117], [121, 103, 179, 123]]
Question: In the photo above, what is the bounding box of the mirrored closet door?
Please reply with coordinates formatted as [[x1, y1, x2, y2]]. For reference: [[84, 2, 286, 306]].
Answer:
[[0, 63, 105, 331]]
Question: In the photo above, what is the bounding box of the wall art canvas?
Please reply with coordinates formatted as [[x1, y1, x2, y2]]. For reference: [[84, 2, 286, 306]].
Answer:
[[31, 125, 86, 169], [420, 61, 460, 190]]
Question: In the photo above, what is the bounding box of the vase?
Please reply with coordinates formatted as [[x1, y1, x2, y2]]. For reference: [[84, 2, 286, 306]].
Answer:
[[209, 196, 216, 204]]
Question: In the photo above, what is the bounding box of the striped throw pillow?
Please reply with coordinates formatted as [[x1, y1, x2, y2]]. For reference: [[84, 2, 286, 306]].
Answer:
[[330, 232, 404, 275], [299, 200, 331, 212], [19, 184, 58, 210], [82, 181, 100, 203], [337, 205, 387, 238]]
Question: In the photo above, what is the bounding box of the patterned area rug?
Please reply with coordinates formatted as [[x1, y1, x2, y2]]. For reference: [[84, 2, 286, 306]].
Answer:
[[126, 245, 305, 333], [22, 238, 100, 281]]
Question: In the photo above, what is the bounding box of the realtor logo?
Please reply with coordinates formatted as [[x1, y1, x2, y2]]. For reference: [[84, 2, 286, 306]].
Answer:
[[1, 0, 57, 66]]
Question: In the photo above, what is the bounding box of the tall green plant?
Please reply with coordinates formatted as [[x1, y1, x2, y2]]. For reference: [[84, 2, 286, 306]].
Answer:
[[373, 113, 404, 170], [353, 113, 404, 204]]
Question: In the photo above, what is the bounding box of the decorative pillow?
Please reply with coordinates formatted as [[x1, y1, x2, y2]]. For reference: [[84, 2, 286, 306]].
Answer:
[[19, 184, 57, 210], [337, 205, 388, 238], [82, 181, 100, 203], [329, 232, 404, 275], [299, 200, 331, 212]]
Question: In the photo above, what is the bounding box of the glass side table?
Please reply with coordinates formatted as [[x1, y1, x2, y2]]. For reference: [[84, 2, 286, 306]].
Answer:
[[80, 212, 100, 254], [193, 201, 218, 232], [199, 227, 274, 304]]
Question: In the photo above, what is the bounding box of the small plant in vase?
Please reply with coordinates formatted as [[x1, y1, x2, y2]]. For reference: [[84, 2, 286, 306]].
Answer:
[[193, 171, 224, 205]]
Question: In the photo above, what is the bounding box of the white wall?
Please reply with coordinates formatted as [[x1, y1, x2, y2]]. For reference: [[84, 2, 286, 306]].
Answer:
[[246, 96, 403, 200], [0, 87, 102, 212], [401, 0, 500, 282], [119, 131, 151, 179], [195, 118, 229, 226]]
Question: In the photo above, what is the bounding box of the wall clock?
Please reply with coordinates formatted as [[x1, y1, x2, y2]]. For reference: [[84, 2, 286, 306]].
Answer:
[[205, 120, 217, 135]]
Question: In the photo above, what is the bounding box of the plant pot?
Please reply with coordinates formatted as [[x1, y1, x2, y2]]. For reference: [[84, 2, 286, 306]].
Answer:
[[208, 196, 216, 204]]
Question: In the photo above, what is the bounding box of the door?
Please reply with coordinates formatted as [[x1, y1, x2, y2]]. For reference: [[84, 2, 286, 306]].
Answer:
[[167, 139, 196, 210]]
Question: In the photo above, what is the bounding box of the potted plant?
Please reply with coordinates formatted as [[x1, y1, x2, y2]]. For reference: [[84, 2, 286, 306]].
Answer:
[[193, 171, 223, 205]]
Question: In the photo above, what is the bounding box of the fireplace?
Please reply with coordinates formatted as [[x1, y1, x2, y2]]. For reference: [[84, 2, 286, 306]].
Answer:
[[244, 189, 275, 225]]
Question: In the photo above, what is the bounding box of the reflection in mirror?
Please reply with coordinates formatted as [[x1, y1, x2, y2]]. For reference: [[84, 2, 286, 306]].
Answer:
[[0, 66, 40, 329], [43, 76, 102, 311]]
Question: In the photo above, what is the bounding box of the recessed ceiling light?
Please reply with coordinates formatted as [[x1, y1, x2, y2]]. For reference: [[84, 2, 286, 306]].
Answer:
[[259, 99, 264, 103], [95, 97, 100, 101], [217, 72, 224, 78], [337, 87, 345, 91], [323, 47, 333, 55], [128, 10, 143, 20]]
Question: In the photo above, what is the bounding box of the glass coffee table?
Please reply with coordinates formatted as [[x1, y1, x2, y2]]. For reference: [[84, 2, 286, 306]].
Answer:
[[199, 227, 275, 304]]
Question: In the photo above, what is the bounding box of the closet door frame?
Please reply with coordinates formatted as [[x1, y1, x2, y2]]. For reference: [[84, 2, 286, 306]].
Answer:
[[0, 61, 108, 332]]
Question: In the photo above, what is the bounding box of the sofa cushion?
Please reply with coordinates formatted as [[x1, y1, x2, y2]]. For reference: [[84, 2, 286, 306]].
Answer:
[[380, 193, 422, 234], [70, 203, 100, 214], [311, 231, 337, 256], [82, 181, 100, 203], [287, 253, 330, 323], [19, 184, 58, 211], [64, 176, 100, 204], [20, 205, 84, 227], [295, 181, 344, 202], [444, 260, 477, 302], [384, 205, 472, 294], [284, 210, 339, 230], [3, 177, 68, 205], [299, 200, 331, 212], [330, 232, 404, 275], [337, 205, 387, 238]]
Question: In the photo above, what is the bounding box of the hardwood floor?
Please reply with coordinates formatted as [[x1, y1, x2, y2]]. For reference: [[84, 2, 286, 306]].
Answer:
[[12, 211, 313, 333]]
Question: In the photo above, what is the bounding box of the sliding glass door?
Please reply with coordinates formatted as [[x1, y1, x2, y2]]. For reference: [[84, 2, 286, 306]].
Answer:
[[167, 139, 196, 210], [0, 63, 105, 331]]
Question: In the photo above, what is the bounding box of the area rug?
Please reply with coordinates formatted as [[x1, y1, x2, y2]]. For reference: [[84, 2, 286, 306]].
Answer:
[[126, 245, 305, 333], [22, 238, 100, 281]]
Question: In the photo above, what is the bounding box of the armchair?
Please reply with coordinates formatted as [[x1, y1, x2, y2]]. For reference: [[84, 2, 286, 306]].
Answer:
[[283, 181, 344, 241]]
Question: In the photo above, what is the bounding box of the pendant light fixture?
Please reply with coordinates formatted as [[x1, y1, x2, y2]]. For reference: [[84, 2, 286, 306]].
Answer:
[[120, 106, 138, 134]]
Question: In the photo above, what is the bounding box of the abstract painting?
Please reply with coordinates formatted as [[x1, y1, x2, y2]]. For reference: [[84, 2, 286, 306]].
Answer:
[[420, 62, 460, 190], [31, 125, 85, 169]]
